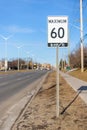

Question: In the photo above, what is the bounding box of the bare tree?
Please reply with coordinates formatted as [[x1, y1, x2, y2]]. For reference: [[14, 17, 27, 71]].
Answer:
[[69, 45, 87, 69]]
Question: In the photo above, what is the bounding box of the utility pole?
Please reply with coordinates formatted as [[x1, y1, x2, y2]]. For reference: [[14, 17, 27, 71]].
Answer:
[[80, 0, 84, 72], [68, 30, 70, 67]]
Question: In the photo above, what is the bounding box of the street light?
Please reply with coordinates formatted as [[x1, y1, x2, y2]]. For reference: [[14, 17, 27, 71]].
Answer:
[[26, 51, 30, 70], [32, 54, 36, 69], [14, 44, 23, 71], [0, 34, 13, 72]]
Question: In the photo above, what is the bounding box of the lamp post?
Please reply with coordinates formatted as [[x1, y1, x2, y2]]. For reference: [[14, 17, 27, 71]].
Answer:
[[32, 54, 36, 69], [17, 45, 23, 71], [14, 44, 23, 71], [26, 51, 30, 70], [0, 34, 13, 72]]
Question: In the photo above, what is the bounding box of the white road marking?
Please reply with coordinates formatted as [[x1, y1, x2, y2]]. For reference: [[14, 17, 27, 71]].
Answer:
[[0, 77, 3, 78], [0, 82, 9, 86]]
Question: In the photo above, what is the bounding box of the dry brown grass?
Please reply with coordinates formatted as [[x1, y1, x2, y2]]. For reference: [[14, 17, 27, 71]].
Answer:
[[12, 71, 87, 130], [69, 69, 87, 82]]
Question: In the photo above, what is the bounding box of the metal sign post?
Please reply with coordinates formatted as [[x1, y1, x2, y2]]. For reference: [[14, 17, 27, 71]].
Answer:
[[47, 16, 68, 117], [56, 46, 59, 117]]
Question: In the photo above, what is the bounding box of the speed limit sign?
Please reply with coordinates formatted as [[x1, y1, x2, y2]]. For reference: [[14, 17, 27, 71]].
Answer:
[[48, 16, 68, 47]]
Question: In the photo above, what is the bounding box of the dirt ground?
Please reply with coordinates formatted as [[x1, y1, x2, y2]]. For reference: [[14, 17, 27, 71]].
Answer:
[[12, 71, 87, 130]]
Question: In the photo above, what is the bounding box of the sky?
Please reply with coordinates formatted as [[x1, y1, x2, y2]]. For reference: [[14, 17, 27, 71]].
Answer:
[[0, 0, 87, 66]]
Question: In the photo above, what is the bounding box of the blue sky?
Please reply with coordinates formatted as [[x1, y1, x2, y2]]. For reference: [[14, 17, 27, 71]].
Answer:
[[0, 0, 87, 66]]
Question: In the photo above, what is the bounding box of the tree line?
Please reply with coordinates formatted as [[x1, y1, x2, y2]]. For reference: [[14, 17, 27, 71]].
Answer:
[[0, 58, 41, 70], [59, 45, 87, 70], [69, 46, 87, 69]]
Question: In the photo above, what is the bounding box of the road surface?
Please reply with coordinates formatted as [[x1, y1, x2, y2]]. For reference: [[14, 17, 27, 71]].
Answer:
[[0, 70, 47, 122]]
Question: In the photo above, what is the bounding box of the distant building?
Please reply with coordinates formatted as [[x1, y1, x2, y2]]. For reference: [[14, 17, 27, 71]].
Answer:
[[41, 63, 51, 70], [0, 61, 5, 70]]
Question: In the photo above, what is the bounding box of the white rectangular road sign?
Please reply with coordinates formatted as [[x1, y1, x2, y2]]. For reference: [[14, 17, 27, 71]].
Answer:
[[48, 16, 68, 47]]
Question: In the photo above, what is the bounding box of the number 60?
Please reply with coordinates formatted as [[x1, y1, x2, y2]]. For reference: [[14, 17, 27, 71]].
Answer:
[[51, 27, 64, 38]]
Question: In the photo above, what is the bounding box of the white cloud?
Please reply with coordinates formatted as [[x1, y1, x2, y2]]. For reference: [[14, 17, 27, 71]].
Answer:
[[4, 25, 35, 33], [21, 0, 47, 4]]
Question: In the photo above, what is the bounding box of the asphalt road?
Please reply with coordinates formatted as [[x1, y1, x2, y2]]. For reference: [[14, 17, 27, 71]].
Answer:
[[0, 70, 47, 122]]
